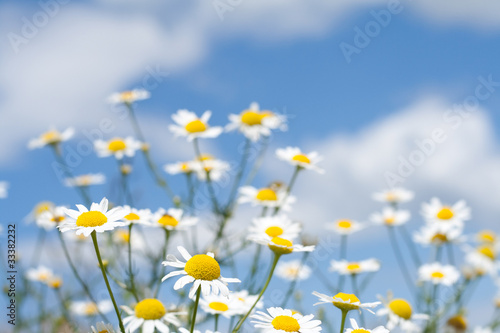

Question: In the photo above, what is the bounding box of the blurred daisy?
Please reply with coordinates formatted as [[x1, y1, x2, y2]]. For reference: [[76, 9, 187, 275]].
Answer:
[[152, 208, 198, 231], [276, 260, 312, 281], [473, 327, 493, 333], [226, 102, 286, 142], [164, 161, 195, 175], [232, 290, 264, 314], [24, 201, 55, 223], [94, 137, 142, 160], [464, 245, 499, 276], [28, 127, 74, 149], [276, 147, 324, 174], [36, 205, 67, 230], [121, 206, 153, 226], [251, 307, 322, 333], [121, 299, 183, 333], [169, 109, 223, 141], [370, 207, 410, 227], [26, 266, 54, 283], [377, 296, 428, 332], [90, 322, 115, 333], [418, 262, 460, 286], [330, 259, 381, 275], [107, 89, 150, 104], [327, 219, 364, 235], [372, 187, 414, 204], [421, 198, 470, 227], [65, 173, 106, 187], [446, 315, 467, 333], [238, 186, 296, 211], [248, 215, 301, 241], [47, 276, 63, 289], [179, 329, 220, 333], [59, 197, 127, 237], [112, 229, 145, 250], [346, 318, 389, 333], [476, 230, 498, 247], [162, 246, 240, 298], [190, 155, 230, 182], [0, 181, 8, 199], [199, 294, 243, 318], [250, 236, 315, 256], [313, 292, 380, 313], [413, 224, 464, 246], [71, 300, 112, 317]]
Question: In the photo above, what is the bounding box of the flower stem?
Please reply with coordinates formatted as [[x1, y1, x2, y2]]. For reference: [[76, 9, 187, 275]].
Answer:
[[91, 231, 125, 333], [337, 235, 348, 292], [350, 274, 365, 327], [214, 314, 220, 331], [193, 138, 221, 215], [154, 228, 170, 298], [387, 226, 415, 299], [339, 310, 349, 333], [273, 166, 301, 215], [127, 223, 139, 302], [190, 288, 202, 333], [281, 252, 309, 308]]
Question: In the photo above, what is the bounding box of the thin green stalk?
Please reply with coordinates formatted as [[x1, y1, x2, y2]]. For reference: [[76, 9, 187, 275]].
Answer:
[[339, 310, 348, 333], [226, 138, 251, 210], [281, 252, 309, 308], [273, 166, 301, 215], [55, 288, 77, 332], [154, 229, 170, 298], [246, 245, 262, 292], [245, 135, 270, 186], [193, 138, 221, 215], [214, 314, 220, 331], [127, 223, 139, 302], [399, 225, 422, 267], [386, 226, 415, 300], [190, 288, 202, 333], [351, 274, 365, 327], [337, 235, 347, 292]]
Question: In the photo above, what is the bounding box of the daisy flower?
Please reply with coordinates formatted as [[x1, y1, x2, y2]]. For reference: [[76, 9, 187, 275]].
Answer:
[[169, 109, 223, 141], [313, 292, 380, 313], [24, 201, 55, 223], [226, 102, 286, 142], [370, 207, 410, 227], [71, 300, 113, 317], [251, 307, 322, 333], [275, 260, 312, 281], [446, 315, 467, 332], [238, 186, 296, 211], [47, 276, 63, 289], [191, 155, 231, 182], [90, 322, 116, 333], [107, 89, 150, 104], [36, 205, 67, 230], [476, 230, 498, 246], [26, 266, 54, 283], [376, 295, 429, 331], [178, 329, 220, 333], [345, 318, 389, 333], [94, 137, 142, 160], [121, 205, 153, 226], [112, 229, 145, 250], [473, 327, 493, 333], [121, 299, 183, 333], [248, 215, 301, 241], [152, 208, 198, 231], [327, 219, 364, 235], [59, 197, 127, 237], [276, 147, 324, 174], [250, 236, 315, 256], [330, 259, 381, 275], [418, 262, 460, 286], [464, 245, 499, 276], [199, 293, 244, 318], [421, 197, 470, 227], [232, 290, 264, 314], [372, 187, 414, 204], [162, 246, 240, 298], [28, 127, 74, 149], [164, 161, 196, 175], [413, 224, 464, 246], [0, 181, 9, 199], [65, 173, 106, 187]]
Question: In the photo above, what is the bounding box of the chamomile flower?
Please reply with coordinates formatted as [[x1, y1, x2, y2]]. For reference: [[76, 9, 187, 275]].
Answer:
[[90, 322, 116, 333], [162, 246, 240, 298], [226, 102, 286, 142], [313, 292, 380, 313], [345, 318, 389, 333], [24, 201, 55, 223], [169, 110, 223, 141], [121, 206, 153, 226], [64, 173, 106, 187], [152, 208, 198, 231], [421, 197, 470, 227], [71, 300, 113, 317], [47, 276, 63, 289], [28, 127, 74, 149], [94, 137, 142, 160], [248, 215, 301, 241], [178, 329, 220, 333], [164, 161, 196, 175], [36, 205, 67, 230], [476, 230, 499, 249], [238, 186, 296, 211], [0, 181, 8, 199], [372, 187, 414, 204], [250, 236, 315, 255], [464, 245, 499, 276], [413, 224, 464, 246], [251, 307, 322, 333], [327, 219, 364, 235], [191, 155, 231, 182], [276, 147, 324, 174], [376, 295, 428, 332], [232, 290, 264, 314], [275, 260, 312, 281], [446, 315, 467, 333], [418, 262, 460, 286], [121, 299, 183, 333], [59, 197, 127, 237], [370, 207, 410, 227], [330, 259, 381, 275], [112, 229, 145, 250], [107, 89, 150, 104], [26, 266, 54, 283], [199, 294, 243, 318]]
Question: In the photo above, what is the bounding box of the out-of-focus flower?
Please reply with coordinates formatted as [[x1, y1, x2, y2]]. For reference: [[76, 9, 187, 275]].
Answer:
[[107, 89, 150, 104], [346, 318, 389, 333], [251, 307, 321, 333], [94, 137, 142, 160], [47, 276, 63, 289], [275, 147, 324, 174], [112, 229, 145, 250], [90, 322, 116, 333], [250, 236, 315, 256], [446, 315, 467, 333], [191, 155, 230, 182], [370, 207, 410, 227], [377, 295, 428, 332], [421, 198, 470, 228], [199, 294, 243, 318], [238, 186, 296, 211], [26, 266, 54, 283], [248, 215, 301, 242], [330, 259, 381, 275], [152, 208, 198, 231], [169, 110, 223, 141], [313, 292, 380, 313], [164, 161, 196, 175], [28, 127, 74, 149], [413, 224, 464, 246], [232, 290, 263, 314], [275, 260, 312, 281], [121, 299, 183, 333], [372, 188, 414, 204], [70, 300, 113, 317], [327, 219, 364, 235], [24, 201, 55, 223], [418, 262, 460, 286], [64, 173, 106, 187], [464, 245, 499, 276], [121, 205, 153, 226], [36, 205, 67, 230]]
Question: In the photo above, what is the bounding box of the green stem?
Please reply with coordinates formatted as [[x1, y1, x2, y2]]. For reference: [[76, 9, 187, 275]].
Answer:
[[273, 166, 301, 215], [226, 138, 251, 210], [190, 288, 202, 333], [244, 135, 270, 186], [127, 223, 139, 302], [339, 310, 348, 333], [55, 288, 77, 332], [193, 138, 221, 215], [337, 235, 347, 292], [154, 229, 170, 298], [281, 252, 309, 307], [399, 224, 422, 267], [214, 314, 220, 331], [351, 274, 365, 327], [387, 226, 415, 299]]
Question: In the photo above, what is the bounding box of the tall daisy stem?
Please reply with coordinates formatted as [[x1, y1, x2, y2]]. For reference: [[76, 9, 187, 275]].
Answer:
[[91, 231, 125, 333], [193, 138, 221, 215], [154, 229, 170, 298], [190, 288, 202, 333], [214, 314, 220, 331], [387, 226, 415, 299], [127, 223, 139, 302], [339, 310, 349, 333], [337, 235, 347, 292], [273, 166, 301, 215], [281, 252, 309, 308]]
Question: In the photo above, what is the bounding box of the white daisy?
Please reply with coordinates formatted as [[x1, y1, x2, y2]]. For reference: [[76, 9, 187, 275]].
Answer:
[[248, 215, 301, 241], [330, 259, 381, 275], [64, 173, 106, 187], [250, 236, 315, 256], [372, 187, 414, 204], [178, 329, 220, 333], [476, 230, 499, 249], [169, 109, 223, 141], [345, 318, 389, 333], [251, 307, 322, 333], [121, 205, 153, 226], [370, 207, 410, 227], [238, 186, 296, 211], [191, 155, 231, 182], [326, 219, 364, 235], [152, 208, 198, 231], [70, 300, 113, 317], [90, 322, 116, 333], [413, 224, 464, 246], [162, 246, 240, 298], [275, 260, 312, 281], [28, 127, 74, 149], [164, 161, 196, 175], [121, 299, 184, 333], [199, 293, 244, 318], [276, 147, 324, 174], [0, 181, 9, 199], [473, 327, 493, 333], [36, 205, 67, 230], [464, 245, 499, 276], [112, 229, 145, 250], [26, 266, 54, 283], [225, 102, 286, 142], [59, 198, 127, 237], [107, 89, 150, 104], [313, 292, 380, 313], [418, 262, 460, 286], [376, 296, 429, 332], [421, 197, 470, 228], [232, 290, 264, 314], [24, 201, 55, 223], [94, 137, 142, 160]]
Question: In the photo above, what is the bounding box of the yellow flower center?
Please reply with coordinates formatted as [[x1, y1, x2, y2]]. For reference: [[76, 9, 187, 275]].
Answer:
[[184, 254, 221, 281], [347, 263, 361, 272], [49, 278, 62, 289], [447, 315, 467, 330], [35, 201, 53, 217], [352, 330, 370, 333], [478, 230, 496, 243], [431, 233, 448, 243], [292, 154, 311, 164], [431, 271, 444, 279], [158, 214, 179, 227], [389, 299, 412, 320], [332, 292, 360, 311], [41, 130, 61, 143], [437, 207, 454, 220], [271, 315, 300, 332], [51, 216, 65, 223], [181, 163, 191, 172], [256, 188, 278, 201], [120, 91, 134, 102], [384, 217, 395, 225], [108, 138, 126, 152], [265, 226, 284, 237], [385, 193, 396, 202], [337, 220, 352, 229], [84, 303, 99, 315], [478, 246, 495, 260], [124, 212, 140, 221], [241, 111, 264, 126], [135, 299, 166, 320], [76, 211, 108, 227], [286, 268, 299, 277], [269, 237, 294, 255], [208, 302, 229, 312], [39, 273, 50, 281], [116, 230, 130, 243], [185, 120, 207, 133]]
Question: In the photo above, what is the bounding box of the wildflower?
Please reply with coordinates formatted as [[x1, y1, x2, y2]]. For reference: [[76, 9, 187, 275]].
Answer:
[[464, 245, 499, 276], [232, 290, 264, 314], [164, 161, 196, 175], [330, 259, 381, 275], [199, 294, 243, 318], [28, 127, 74, 149], [313, 292, 380, 313], [413, 224, 464, 246], [152, 208, 198, 231], [276, 260, 312, 281], [169, 110, 223, 141], [238, 186, 296, 211], [94, 137, 142, 160], [191, 155, 230, 182], [107, 89, 150, 104], [90, 322, 116, 333], [112, 229, 144, 249], [64, 173, 106, 187], [377, 295, 428, 331], [121, 205, 153, 226], [421, 197, 470, 228], [251, 307, 322, 333], [446, 315, 467, 333], [36, 205, 67, 230], [26, 266, 54, 283], [370, 207, 410, 227], [121, 299, 183, 333], [250, 236, 315, 256], [276, 147, 324, 174], [418, 262, 460, 286], [327, 219, 364, 235], [71, 300, 112, 317], [372, 187, 414, 204], [248, 215, 301, 241], [346, 318, 389, 333]]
